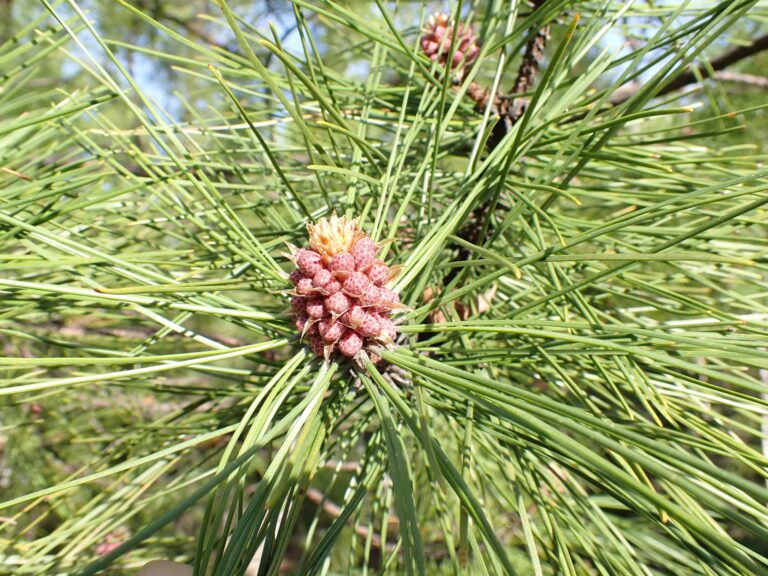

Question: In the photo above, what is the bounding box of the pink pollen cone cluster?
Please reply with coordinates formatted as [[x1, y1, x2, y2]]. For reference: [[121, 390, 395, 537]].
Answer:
[[288, 214, 399, 363], [421, 12, 480, 77]]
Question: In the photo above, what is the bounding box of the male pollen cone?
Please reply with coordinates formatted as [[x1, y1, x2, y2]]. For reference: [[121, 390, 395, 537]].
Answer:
[[421, 12, 480, 78], [288, 213, 399, 363]]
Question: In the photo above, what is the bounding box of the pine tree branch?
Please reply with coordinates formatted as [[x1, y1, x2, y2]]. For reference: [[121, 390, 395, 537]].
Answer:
[[461, 4, 551, 249], [502, 23, 551, 126], [305, 488, 396, 552], [132, 0, 229, 51], [610, 33, 768, 104], [712, 70, 768, 87]]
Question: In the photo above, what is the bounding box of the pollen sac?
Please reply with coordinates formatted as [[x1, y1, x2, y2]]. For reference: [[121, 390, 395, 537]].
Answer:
[[289, 213, 400, 362], [343, 272, 370, 299], [330, 252, 356, 279], [380, 318, 397, 342], [297, 249, 323, 277], [367, 261, 390, 286], [360, 285, 381, 308], [319, 318, 346, 343], [338, 331, 363, 358], [351, 236, 377, 271], [377, 288, 400, 312], [323, 279, 342, 295], [326, 291, 350, 316], [305, 321, 319, 337], [341, 305, 366, 329], [306, 297, 325, 319], [309, 334, 326, 358], [290, 296, 305, 313], [294, 313, 309, 333], [312, 268, 333, 289], [357, 312, 381, 338], [296, 277, 315, 296], [289, 270, 304, 286]]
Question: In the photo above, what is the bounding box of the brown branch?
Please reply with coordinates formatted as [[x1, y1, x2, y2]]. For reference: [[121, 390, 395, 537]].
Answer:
[[466, 20, 552, 148], [711, 70, 768, 88], [463, 6, 551, 244], [610, 33, 768, 104], [322, 460, 362, 473], [162, 13, 229, 51], [305, 488, 397, 552], [503, 24, 551, 126], [133, 0, 229, 51]]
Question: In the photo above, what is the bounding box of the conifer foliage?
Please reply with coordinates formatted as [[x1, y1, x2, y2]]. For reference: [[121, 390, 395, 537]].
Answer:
[[1, 1, 768, 575]]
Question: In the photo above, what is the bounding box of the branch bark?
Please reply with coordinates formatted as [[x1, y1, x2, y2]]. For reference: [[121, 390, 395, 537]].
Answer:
[[305, 488, 397, 552], [461, 5, 551, 246], [610, 33, 768, 104], [712, 71, 768, 88], [133, 0, 229, 50], [504, 24, 551, 125]]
